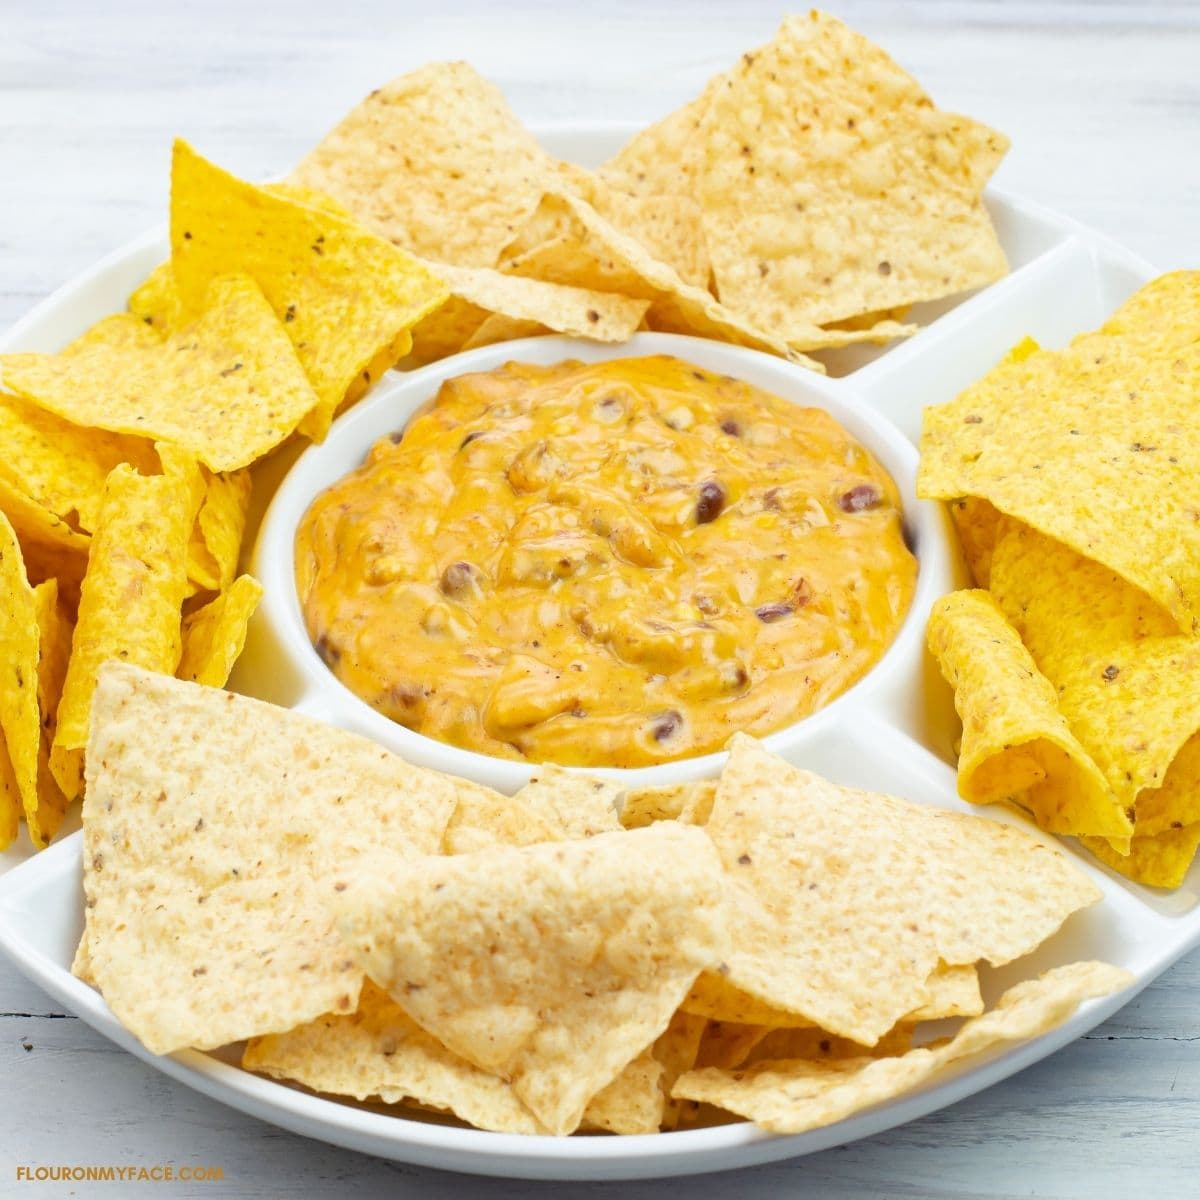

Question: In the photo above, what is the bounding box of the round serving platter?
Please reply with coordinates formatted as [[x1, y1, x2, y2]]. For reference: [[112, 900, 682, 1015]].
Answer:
[[0, 124, 1197, 1182]]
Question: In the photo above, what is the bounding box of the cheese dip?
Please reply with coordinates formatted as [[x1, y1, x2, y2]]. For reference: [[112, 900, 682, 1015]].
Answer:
[[295, 356, 916, 766]]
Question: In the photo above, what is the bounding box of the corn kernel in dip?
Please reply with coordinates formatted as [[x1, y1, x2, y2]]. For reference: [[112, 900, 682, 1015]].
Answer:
[[295, 356, 916, 766]]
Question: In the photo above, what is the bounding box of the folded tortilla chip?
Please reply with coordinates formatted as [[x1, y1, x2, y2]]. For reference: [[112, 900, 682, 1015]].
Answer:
[[177, 574, 263, 688], [335, 823, 728, 1135]]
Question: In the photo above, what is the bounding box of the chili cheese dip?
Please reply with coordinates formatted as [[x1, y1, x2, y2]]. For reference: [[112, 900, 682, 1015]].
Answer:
[[295, 356, 916, 766]]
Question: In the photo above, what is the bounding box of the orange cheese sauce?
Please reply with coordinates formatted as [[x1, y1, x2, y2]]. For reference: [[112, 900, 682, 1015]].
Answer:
[[295, 356, 916, 766]]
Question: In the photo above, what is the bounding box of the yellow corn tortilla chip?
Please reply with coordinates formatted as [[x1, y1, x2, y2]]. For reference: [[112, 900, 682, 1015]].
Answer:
[[244, 980, 545, 1134], [30, 579, 70, 846], [948, 496, 1003, 588], [187, 467, 252, 594], [170, 140, 447, 438], [919, 272, 1200, 632], [128, 261, 182, 333], [696, 13, 1008, 333], [2, 276, 321, 473], [0, 469, 90, 579], [1081, 824, 1200, 890], [407, 263, 649, 366], [987, 521, 1200, 842], [0, 733, 17, 850], [513, 765, 623, 839], [335, 823, 729, 1135], [927, 589, 1131, 841], [0, 391, 158, 533], [703, 736, 1102, 1045], [671, 961, 1130, 1134], [0, 515, 40, 848], [289, 63, 558, 268], [52, 458, 202, 778], [81, 662, 463, 1055], [177, 574, 264, 688]]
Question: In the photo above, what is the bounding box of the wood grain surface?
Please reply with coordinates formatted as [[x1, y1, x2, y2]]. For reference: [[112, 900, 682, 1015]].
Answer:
[[2, 3, 1198, 1196]]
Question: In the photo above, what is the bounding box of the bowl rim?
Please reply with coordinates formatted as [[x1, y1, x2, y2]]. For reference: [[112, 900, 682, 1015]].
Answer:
[[249, 329, 950, 794]]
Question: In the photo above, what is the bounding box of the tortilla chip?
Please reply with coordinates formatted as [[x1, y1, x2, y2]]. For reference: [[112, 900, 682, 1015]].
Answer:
[[289, 63, 558, 268], [988, 521, 1200, 838], [52, 459, 202, 781], [81, 663, 461, 1055], [744, 1023, 915, 1069], [671, 961, 1130, 1134], [128, 261, 182, 333], [441, 787, 561, 855], [587, 187, 711, 290], [927, 589, 1131, 841], [513, 765, 623, 839], [0, 391, 158, 533], [244, 980, 545, 1133], [459, 313, 551, 351], [696, 13, 1008, 333], [335, 823, 728, 1135], [2, 275, 321, 473], [29, 579, 70, 846], [702, 736, 1102, 1045], [919, 273, 1200, 633], [579, 1050, 665, 1134], [0, 470, 91, 579], [407, 262, 648, 366], [171, 139, 447, 438], [501, 193, 841, 364], [0, 514, 40, 847], [653, 1009, 708, 1130], [621, 781, 717, 829], [695, 1021, 771, 1071], [188, 468, 252, 594], [177, 574, 264, 688], [1081, 824, 1200, 890], [948, 496, 1003, 588], [683, 962, 980, 1028]]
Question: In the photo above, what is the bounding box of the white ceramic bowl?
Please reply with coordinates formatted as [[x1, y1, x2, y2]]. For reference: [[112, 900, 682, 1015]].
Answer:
[[241, 331, 954, 794]]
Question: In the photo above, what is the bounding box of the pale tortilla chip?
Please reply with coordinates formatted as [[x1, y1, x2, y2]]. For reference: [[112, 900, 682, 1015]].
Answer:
[[702, 736, 1102, 1045], [244, 980, 545, 1134], [672, 962, 1130, 1133], [335, 823, 728, 1134], [171, 140, 447, 438], [0, 391, 158, 533], [928, 589, 1132, 841], [289, 63, 558, 268], [697, 13, 1007, 333], [513, 765, 623, 839], [653, 1009, 708, 1130], [81, 663, 462, 1055], [459, 313, 551, 351], [2, 276, 321, 473], [441, 787, 561, 855], [407, 263, 649, 366], [579, 1050, 665, 1135], [620, 781, 717, 829]]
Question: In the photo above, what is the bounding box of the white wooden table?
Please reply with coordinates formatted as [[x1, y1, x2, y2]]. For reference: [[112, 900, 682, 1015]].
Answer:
[[2, 3, 1198, 1196]]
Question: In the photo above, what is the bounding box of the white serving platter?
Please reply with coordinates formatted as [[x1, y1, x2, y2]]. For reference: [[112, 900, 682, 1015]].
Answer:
[[1, 124, 1197, 1182]]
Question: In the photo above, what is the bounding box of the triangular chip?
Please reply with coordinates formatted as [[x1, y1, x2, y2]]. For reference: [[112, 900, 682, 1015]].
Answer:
[[696, 13, 1007, 332], [188, 468, 252, 594], [81, 663, 464, 1055], [244, 980, 545, 1134], [671, 962, 1130, 1134], [170, 139, 448, 438], [289, 63, 558, 268], [918, 272, 1200, 633], [335, 823, 728, 1134], [512, 765, 623, 839], [2, 275, 321, 472], [177, 574, 264, 688], [703, 736, 1101, 1045]]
